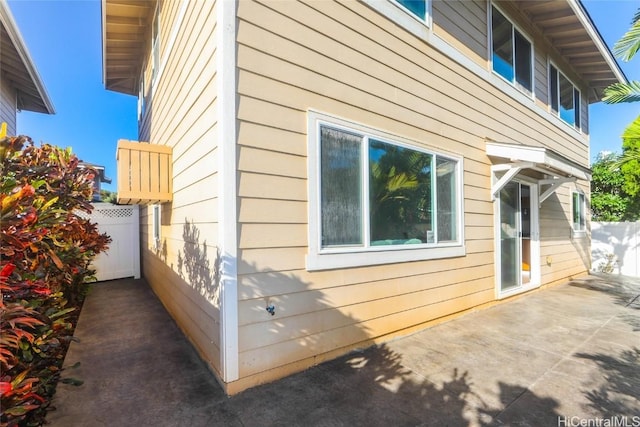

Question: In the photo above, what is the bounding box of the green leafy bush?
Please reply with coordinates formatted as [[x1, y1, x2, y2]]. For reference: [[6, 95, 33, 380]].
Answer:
[[1, 133, 111, 426]]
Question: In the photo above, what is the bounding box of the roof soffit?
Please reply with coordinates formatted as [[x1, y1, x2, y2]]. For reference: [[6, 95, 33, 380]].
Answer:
[[511, 0, 627, 103], [0, 0, 54, 114], [101, 0, 155, 95]]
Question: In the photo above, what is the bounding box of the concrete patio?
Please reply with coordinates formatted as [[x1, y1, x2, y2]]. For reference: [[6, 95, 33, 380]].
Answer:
[[47, 274, 639, 426]]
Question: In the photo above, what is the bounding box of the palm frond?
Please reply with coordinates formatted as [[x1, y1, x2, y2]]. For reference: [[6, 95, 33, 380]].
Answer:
[[611, 150, 640, 171], [613, 13, 640, 61], [622, 115, 640, 141], [602, 81, 640, 104]]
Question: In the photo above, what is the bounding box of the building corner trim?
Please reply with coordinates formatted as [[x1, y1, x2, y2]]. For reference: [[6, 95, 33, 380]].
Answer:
[[217, 0, 239, 383]]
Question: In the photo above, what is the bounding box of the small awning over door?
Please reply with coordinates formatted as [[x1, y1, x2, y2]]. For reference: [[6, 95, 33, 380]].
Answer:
[[486, 142, 591, 206]]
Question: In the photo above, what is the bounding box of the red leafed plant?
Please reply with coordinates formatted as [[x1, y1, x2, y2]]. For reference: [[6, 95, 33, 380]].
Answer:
[[0, 133, 111, 426]]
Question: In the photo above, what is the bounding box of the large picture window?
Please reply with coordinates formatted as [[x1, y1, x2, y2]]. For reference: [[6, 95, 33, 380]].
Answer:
[[550, 64, 581, 129], [491, 6, 533, 94], [308, 113, 464, 270]]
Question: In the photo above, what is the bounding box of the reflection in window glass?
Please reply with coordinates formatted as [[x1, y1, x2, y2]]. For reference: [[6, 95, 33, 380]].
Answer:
[[396, 0, 426, 20], [492, 7, 514, 82], [550, 65, 559, 112], [559, 73, 575, 126], [491, 6, 532, 94], [320, 127, 363, 247], [369, 140, 432, 245], [318, 124, 460, 250], [550, 65, 581, 129], [514, 31, 532, 92]]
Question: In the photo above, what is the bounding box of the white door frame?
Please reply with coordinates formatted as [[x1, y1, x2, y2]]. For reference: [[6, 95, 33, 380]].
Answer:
[[494, 177, 540, 299]]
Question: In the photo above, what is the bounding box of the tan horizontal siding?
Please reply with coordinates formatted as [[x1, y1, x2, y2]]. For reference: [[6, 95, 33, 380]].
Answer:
[[238, 274, 493, 351], [238, 256, 494, 301], [534, 48, 548, 105], [240, 0, 587, 165], [143, 250, 221, 376], [239, 265, 494, 321], [238, 121, 306, 157], [238, 288, 493, 377], [0, 78, 16, 135], [339, 0, 589, 161], [233, 0, 590, 387], [238, 172, 306, 201], [151, 2, 217, 139], [432, 0, 487, 67], [137, 0, 222, 377], [238, 199, 307, 224], [239, 223, 307, 249], [238, 145, 306, 178]]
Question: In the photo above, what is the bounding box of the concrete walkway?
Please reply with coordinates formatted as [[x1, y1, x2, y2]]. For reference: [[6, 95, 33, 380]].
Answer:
[[47, 275, 640, 427]]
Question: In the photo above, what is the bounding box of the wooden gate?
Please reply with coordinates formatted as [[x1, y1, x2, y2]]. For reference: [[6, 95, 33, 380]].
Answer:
[[80, 203, 141, 281]]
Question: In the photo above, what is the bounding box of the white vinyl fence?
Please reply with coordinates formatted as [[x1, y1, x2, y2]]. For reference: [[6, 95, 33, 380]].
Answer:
[[78, 203, 141, 281], [591, 221, 640, 277]]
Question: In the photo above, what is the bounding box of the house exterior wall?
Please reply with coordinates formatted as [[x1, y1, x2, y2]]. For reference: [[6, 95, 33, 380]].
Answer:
[[123, 0, 597, 394], [0, 75, 17, 135], [230, 0, 591, 391], [137, 0, 222, 377]]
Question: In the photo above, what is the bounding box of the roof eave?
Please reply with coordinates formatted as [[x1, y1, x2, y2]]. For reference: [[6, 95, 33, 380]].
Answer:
[[570, 0, 628, 85], [0, 0, 54, 115], [102, 0, 154, 96]]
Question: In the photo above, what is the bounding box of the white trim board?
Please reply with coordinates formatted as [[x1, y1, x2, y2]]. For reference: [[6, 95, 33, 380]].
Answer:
[[217, 0, 239, 383]]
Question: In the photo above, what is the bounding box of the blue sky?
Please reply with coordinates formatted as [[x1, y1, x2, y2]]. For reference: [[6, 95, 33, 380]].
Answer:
[[9, 0, 137, 192], [7, 0, 640, 192]]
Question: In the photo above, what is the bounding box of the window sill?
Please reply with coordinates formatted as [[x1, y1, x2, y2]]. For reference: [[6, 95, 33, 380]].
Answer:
[[306, 244, 465, 271], [571, 229, 587, 239]]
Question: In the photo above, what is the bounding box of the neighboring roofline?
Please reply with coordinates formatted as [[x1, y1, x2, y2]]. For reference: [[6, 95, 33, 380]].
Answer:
[[0, 0, 55, 114], [572, 0, 628, 85]]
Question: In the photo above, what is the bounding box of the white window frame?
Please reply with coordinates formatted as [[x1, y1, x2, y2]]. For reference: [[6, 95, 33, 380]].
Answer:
[[307, 111, 465, 271], [489, 3, 535, 97], [137, 65, 146, 122], [152, 204, 161, 250], [361, 0, 431, 41], [549, 61, 581, 130], [571, 190, 586, 236]]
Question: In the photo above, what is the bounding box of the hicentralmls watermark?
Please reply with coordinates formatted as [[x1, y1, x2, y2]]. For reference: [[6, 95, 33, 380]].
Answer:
[[558, 416, 640, 427]]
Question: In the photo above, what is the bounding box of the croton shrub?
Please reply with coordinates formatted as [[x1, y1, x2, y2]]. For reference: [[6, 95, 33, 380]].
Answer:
[[0, 129, 111, 426]]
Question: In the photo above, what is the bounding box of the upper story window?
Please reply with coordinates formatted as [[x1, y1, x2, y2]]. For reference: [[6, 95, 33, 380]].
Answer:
[[151, 2, 160, 83], [307, 112, 464, 271], [137, 66, 146, 121], [491, 5, 533, 95], [394, 0, 427, 20], [572, 191, 586, 233], [549, 64, 581, 129]]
